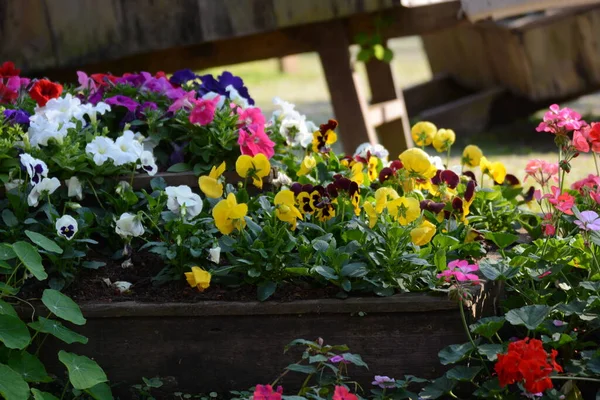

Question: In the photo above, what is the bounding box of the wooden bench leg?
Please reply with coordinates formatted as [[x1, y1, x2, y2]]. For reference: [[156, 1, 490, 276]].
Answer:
[[314, 21, 378, 156], [365, 57, 414, 157]]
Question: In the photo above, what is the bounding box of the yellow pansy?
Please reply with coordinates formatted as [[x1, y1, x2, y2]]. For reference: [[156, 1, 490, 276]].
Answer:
[[351, 162, 364, 185], [368, 156, 379, 181], [236, 154, 271, 189], [212, 193, 248, 235], [386, 196, 421, 225], [462, 145, 483, 167], [274, 190, 303, 230], [312, 120, 338, 153], [399, 148, 437, 179], [411, 121, 437, 147], [432, 129, 456, 153], [363, 202, 378, 228], [410, 220, 436, 246], [479, 156, 507, 184], [198, 161, 226, 199], [374, 187, 399, 213], [297, 155, 316, 177], [185, 266, 211, 292]]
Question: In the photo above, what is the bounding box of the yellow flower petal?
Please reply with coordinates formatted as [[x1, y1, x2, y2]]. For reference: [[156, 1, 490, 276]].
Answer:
[[211, 161, 226, 179], [462, 145, 483, 167], [253, 153, 271, 179], [236, 155, 253, 178], [410, 220, 436, 246], [198, 176, 223, 199], [432, 129, 456, 153], [411, 121, 437, 147], [297, 156, 316, 176]]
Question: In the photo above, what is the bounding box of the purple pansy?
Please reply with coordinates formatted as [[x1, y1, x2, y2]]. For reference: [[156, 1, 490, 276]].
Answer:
[[574, 210, 600, 231], [105, 95, 140, 113], [4, 109, 30, 125], [170, 69, 197, 85], [116, 73, 146, 87], [198, 71, 254, 106]]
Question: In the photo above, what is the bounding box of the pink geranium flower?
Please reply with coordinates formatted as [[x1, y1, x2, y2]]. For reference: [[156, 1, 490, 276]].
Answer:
[[536, 104, 585, 134], [572, 130, 590, 153], [574, 210, 600, 231], [238, 124, 275, 159], [189, 95, 220, 126], [546, 186, 574, 215], [572, 174, 600, 192], [437, 260, 480, 284], [524, 159, 558, 185], [253, 385, 283, 400], [333, 386, 358, 400]]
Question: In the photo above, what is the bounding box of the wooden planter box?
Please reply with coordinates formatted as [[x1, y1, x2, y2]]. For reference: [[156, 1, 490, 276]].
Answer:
[[38, 292, 497, 397], [422, 5, 600, 101]]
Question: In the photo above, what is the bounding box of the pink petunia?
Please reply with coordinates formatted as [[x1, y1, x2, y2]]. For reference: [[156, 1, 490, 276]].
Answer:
[[236, 106, 266, 128], [238, 124, 275, 159], [189, 96, 220, 126], [253, 385, 283, 400], [168, 90, 198, 113], [76, 71, 97, 92]]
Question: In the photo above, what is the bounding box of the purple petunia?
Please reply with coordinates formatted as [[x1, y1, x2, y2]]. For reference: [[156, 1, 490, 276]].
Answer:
[[198, 71, 254, 106], [4, 109, 30, 125], [170, 69, 197, 85], [105, 95, 140, 113]]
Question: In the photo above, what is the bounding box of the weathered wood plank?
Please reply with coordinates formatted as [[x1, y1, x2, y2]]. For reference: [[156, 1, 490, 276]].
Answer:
[[461, 0, 600, 22]]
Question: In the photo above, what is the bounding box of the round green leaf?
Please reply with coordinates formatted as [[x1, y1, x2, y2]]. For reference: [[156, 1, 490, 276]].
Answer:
[[0, 299, 17, 317], [24, 231, 63, 254], [85, 382, 114, 400], [58, 351, 108, 390], [469, 316, 505, 339], [28, 317, 88, 344], [505, 305, 550, 331], [446, 366, 482, 382], [12, 241, 47, 280], [31, 388, 60, 400], [0, 315, 31, 350], [8, 352, 51, 383], [41, 289, 86, 325], [0, 244, 16, 260], [0, 363, 29, 400], [438, 342, 474, 365]]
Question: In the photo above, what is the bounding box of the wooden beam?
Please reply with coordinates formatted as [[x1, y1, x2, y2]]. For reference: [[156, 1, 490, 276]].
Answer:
[[461, 0, 600, 22]]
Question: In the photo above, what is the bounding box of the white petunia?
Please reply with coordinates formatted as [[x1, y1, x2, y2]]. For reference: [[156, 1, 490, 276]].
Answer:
[[112, 130, 143, 166], [225, 85, 251, 109], [55, 215, 78, 240], [37, 94, 84, 124], [209, 246, 221, 264], [27, 177, 60, 207], [19, 153, 48, 185], [202, 91, 226, 109], [165, 185, 203, 219], [115, 213, 145, 238], [66, 176, 83, 200], [86, 136, 118, 166], [28, 118, 74, 147], [79, 101, 111, 124], [139, 150, 158, 176], [271, 97, 296, 121], [280, 114, 309, 146]]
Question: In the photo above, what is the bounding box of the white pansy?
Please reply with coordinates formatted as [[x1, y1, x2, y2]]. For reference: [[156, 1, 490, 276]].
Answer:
[[55, 215, 78, 240], [225, 85, 250, 109], [115, 213, 145, 238], [139, 151, 158, 176], [354, 143, 390, 163], [165, 185, 203, 219], [202, 92, 226, 109], [66, 176, 83, 200], [4, 179, 24, 192], [208, 246, 221, 264], [272, 171, 293, 189], [112, 130, 143, 166], [27, 177, 60, 207], [429, 155, 445, 170], [280, 114, 308, 146], [19, 153, 48, 185], [86, 136, 118, 166]]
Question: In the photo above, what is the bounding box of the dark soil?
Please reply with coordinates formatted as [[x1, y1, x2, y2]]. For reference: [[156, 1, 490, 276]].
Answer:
[[25, 251, 340, 303]]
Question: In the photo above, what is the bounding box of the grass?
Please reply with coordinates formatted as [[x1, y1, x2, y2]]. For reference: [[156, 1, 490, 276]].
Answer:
[[197, 37, 600, 187]]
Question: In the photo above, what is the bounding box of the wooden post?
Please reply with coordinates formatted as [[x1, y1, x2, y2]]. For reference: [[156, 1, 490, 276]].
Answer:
[[277, 55, 299, 74], [313, 21, 378, 155], [365, 57, 414, 156]]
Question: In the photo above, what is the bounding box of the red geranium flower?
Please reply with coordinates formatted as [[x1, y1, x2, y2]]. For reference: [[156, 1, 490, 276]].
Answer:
[[0, 61, 20, 77], [333, 386, 358, 400], [29, 79, 63, 107], [495, 338, 562, 394]]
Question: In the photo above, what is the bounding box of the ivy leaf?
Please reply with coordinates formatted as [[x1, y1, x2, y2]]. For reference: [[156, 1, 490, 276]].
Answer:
[[12, 241, 47, 280], [0, 299, 17, 317], [0, 363, 29, 400], [285, 364, 316, 374], [58, 351, 108, 390], [257, 281, 277, 302], [85, 382, 114, 400], [469, 316, 505, 339], [446, 366, 482, 382], [8, 352, 51, 383], [438, 342, 474, 365], [24, 231, 63, 254], [505, 305, 551, 330], [28, 317, 88, 345], [0, 315, 31, 350], [41, 289, 86, 325]]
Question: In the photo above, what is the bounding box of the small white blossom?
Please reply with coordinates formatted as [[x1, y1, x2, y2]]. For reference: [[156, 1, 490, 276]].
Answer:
[[354, 143, 390, 163], [113, 281, 133, 293], [4, 179, 24, 192], [86, 136, 118, 166], [55, 215, 78, 240], [209, 246, 221, 264], [19, 154, 48, 185], [165, 185, 203, 220], [28, 118, 74, 147], [66, 176, 83, 200], [115, 213, 145, 238], [112, 130, 143, 166], [28, 177, 60, 207]]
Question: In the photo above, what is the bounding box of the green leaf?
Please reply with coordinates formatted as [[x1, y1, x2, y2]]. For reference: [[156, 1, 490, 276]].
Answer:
[[479, 259, 519, 281], [340, 353, 368, 368], [434, 249, 447, 272], [24, 231, 63, 254], [8, 352, 51, 383], [2, 209, 18, 227], [0, 363, 29, 400], [285, 364, 317, 374], [28, 317, 88, 344], [0, 299, 17, 317], [357, 48, 373, 62], [477, 344, 504, 361], [373, 44, 385, 60], [166, 163, 191, 172], [0, 315, 31, 350], [469, 316, 505, 339], [82, 261, 106, 269], [58, 351, 108, 390], [438, 342, 474, 365], [446, 366, 482, 382], [484, 232, 518, 249], [42, 289, 86, 325], [85, 382, 114, 400], [341, 262, 368, 278], [419, 376, 455, 399], [505, 305, 551, 330], [313, 266, 338, 280], [0, 244, 16, 260], [12, 241, 47, 280], [257, 282, 277, 302], [31, 389, 60, 400]]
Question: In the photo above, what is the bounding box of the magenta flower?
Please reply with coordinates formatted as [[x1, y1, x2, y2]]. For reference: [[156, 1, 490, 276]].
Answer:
[[553, 320, 566, 327], [236, 106, 266, 129], [189, 96, 220, 126], [574, 210, 600, 231], [573, 130, 590, 153], [437, 260, 479, 284], [168, 90, 197, 113], [76, 71, 97, 92], [372, 375, 396, 389], [253, 384, 283, 400], [238, 124, 275, 159], [105, 95, 139, 112], [536, 104, 585, 134]]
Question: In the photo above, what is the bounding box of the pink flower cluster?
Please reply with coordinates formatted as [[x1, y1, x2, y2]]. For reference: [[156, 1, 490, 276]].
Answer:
[[437, 260, 479, 284], [536, 104, 584, 134], [235, 106, 275, 159], [524, 159, 558, 186], [252, 385, 358, 400], [572, 123, 600, 153], [571, 174, 600, 205], [545, 186, 574, 215]]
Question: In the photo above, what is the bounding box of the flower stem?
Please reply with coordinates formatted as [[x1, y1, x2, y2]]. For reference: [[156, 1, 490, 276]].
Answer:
[[459, 300, 491, 376], [551, 375, 600, 383], [594, 152, 600, 176]]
